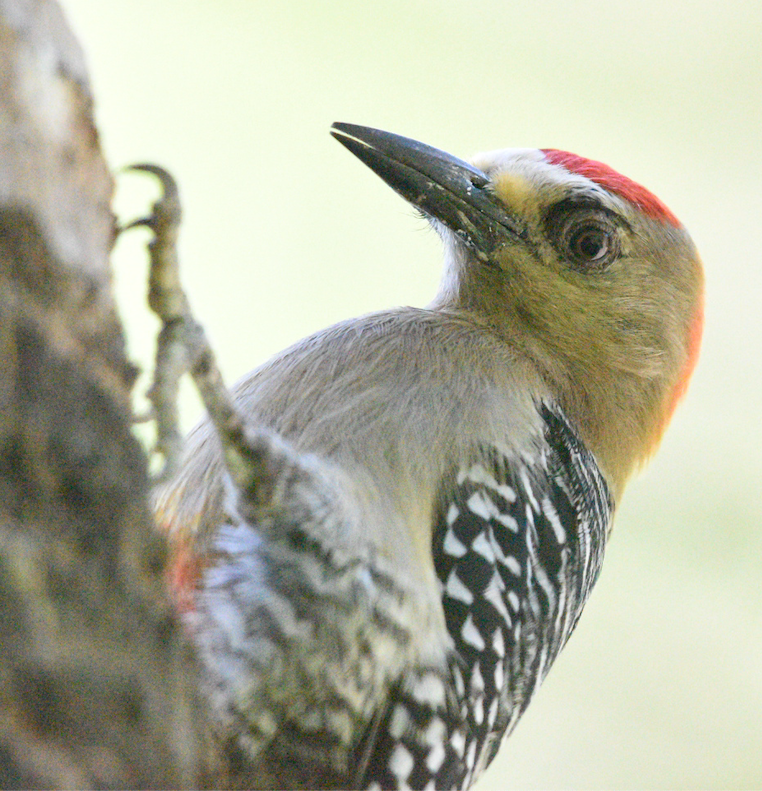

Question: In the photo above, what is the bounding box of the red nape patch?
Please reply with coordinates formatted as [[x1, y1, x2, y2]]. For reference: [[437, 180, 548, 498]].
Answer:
[[666, 288, 705, 420], [541, 149, 680, 227]]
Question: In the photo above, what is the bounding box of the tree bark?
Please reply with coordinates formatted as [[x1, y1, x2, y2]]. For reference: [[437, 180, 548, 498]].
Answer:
[[0, 0, 207, 786]]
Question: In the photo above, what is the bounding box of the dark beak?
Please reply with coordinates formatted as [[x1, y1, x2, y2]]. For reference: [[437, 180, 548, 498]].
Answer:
[[330, 122, 523, 260]]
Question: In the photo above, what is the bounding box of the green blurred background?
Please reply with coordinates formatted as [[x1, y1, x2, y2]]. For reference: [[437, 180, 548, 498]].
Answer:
[[62, 1, 761, 787]]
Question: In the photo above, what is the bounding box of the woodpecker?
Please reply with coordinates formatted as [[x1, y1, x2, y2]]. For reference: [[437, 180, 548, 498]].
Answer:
[[151, 124, 704, 790]]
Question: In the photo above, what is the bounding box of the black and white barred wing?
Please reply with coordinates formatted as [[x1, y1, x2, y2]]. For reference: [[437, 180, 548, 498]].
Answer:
[[193, 404, 612, 791], [428, 404, 613, 788]]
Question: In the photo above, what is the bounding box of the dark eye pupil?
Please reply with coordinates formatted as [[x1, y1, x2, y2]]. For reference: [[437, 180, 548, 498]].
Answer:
[[548, 204, 620, 271], [573, 227, 608, 260]]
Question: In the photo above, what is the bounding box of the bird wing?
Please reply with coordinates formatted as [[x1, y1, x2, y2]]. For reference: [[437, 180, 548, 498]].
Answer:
[[356, 403, 612, 790]]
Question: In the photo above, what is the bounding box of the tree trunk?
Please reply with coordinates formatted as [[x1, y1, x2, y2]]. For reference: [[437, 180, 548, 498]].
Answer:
[[0, 0, 207, 786]]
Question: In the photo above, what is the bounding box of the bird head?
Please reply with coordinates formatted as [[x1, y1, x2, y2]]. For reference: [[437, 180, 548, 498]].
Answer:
[[331, 123, 704, 495]]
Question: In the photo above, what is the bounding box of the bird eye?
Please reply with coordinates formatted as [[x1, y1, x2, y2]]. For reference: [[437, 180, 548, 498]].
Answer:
[[568, 224, 612, 263], [545, 202, 622, 272]]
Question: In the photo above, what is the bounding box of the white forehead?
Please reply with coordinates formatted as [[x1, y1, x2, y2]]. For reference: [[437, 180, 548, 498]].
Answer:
[[467, 147, 623, 211], [468, 147, 547, 173]]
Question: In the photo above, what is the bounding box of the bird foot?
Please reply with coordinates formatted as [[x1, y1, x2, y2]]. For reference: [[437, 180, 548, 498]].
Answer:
[[123, 164, 238, 484]]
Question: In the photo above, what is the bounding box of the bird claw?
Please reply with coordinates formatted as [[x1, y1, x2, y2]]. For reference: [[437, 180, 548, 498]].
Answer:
[[120, 215, 153, 233], [123, 163, 248, 488], [122, 163, 189, 483], [120, 163, 182, 240], [126, 163, 179, 195]]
